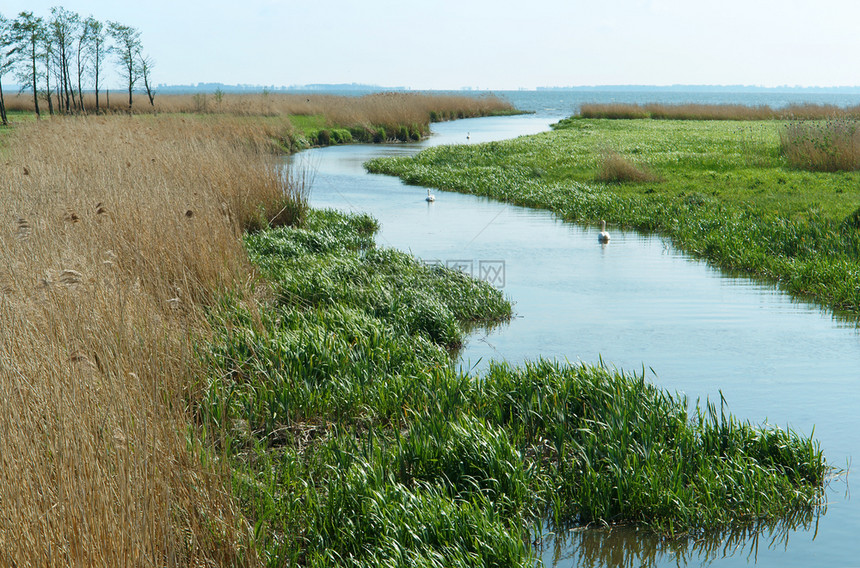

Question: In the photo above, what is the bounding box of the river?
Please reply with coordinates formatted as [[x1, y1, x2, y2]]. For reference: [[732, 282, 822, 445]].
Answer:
[[295, 91, 860, 567]]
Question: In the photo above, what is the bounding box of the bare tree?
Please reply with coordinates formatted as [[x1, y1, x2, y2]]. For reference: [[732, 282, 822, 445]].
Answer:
[[107, 21, 141, 109], [49, 7, 79, 113], [11, 11, 45, 117], [139, 52, 155, 106], [83, 16, 107, 113], [75, 16, 93, 112], [43, 28, 55, 115]]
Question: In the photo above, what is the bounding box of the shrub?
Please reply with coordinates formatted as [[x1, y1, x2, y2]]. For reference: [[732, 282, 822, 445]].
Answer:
[[350, 126, 371, 142], [316, 129, 331, 145], [332, 128, 352, 143]]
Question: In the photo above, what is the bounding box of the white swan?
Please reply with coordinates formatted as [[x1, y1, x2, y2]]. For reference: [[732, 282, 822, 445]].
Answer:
[[425, 188, 435, 202], [598, 219, 610, 243]]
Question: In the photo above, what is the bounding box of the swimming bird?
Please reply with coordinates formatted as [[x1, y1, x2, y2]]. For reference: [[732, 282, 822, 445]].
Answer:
[[425, 188, 435, 202], [466, 132, 471, 140], [598, 219, 610, 243]]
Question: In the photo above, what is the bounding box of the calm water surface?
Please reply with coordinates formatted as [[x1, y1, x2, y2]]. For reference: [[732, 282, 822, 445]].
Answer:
[[295, 95, 860, 567]]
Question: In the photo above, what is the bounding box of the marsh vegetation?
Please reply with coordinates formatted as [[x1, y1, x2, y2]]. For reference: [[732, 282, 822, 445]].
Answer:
[[1, 90, 517, 150], [202, 210, 826, 567], [0, 101, 831, 566], [368, 111, 860, 313]]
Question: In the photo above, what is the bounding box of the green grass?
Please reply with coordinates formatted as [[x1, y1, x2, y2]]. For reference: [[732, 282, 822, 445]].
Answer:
[[366, 118, 860, 313], [199, 208, 828, 566], [0, 111, 36, 140], [288, 114, 328, 132]]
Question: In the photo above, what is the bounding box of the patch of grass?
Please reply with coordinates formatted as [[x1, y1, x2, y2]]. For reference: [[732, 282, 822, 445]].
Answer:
[[201, 209, 828, 565], [366, 118, 860, 313]]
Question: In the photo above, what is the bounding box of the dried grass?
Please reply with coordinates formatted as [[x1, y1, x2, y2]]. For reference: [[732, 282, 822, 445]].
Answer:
[[0, 114, 301, 565], [596, 149, 663, 183], [5, 91, 514, 129], [780, 119, 860, 171]]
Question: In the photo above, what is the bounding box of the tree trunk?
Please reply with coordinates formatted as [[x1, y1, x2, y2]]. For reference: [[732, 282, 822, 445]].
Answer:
[[30, 46, 40, 118], [143, 74, 154, 106], [0, 79, 8, 126], [94, 55, 100, 113], [61, 49, 71, 112], [77, 68, 84, 113], [46, 71, 54, 116], [76, 39, 86, 113]]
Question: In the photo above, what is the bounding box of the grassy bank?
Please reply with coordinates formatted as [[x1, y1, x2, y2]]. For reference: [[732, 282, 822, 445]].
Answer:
[[366, 117, 860, 313], [202, 210, 826, 566]]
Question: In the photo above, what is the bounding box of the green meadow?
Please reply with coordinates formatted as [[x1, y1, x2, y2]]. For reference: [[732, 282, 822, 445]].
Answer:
[[367, 117, 860, 314]]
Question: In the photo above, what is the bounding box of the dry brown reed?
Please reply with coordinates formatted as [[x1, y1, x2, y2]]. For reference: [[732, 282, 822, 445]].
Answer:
[[596, 149, 663, 183], [780, 118, 860, 171], [5, 91, 514, 129], [0, 114, 299, 565], [579, 102, 860, 121]]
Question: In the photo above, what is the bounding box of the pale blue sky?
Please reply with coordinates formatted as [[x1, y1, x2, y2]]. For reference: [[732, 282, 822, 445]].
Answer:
[[4, 0, 859, 90]]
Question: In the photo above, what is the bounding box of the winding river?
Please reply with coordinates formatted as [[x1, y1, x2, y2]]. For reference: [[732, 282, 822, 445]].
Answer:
[[294, 110, 859, 567]]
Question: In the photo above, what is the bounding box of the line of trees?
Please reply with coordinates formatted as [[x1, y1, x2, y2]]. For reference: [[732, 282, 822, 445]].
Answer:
[[0, 7, 155, 125]]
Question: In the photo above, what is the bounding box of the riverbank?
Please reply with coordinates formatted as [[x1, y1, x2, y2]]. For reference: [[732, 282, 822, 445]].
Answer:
[[205, 208, 826, 566], [367, 117, 860, 314], [0, 110, 830, 566]]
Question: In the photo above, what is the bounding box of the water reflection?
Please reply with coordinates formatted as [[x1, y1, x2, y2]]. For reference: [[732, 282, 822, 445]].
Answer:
[[540, 509, 823, 568]]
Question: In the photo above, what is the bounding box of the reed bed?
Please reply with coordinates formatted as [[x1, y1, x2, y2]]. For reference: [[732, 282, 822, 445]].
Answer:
[[780, 119, 860, 172], [0, 114, 304, 565], [4, 90, 513, 118], [579, 102, 860, 121], [6, 91, 516, 149]]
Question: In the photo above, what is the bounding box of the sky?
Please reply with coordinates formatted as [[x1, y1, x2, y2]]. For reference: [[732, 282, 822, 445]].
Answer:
[[4, 0, 860, 91]]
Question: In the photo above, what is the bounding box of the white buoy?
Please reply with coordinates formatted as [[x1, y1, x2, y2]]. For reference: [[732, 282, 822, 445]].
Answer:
[[425, 188, 435, 202], [598, 219, 610, 243]]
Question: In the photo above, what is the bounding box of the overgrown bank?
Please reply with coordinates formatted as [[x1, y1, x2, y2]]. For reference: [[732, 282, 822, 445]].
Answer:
[[202, 209, 827, 566], [367, 117, 860, 314]]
